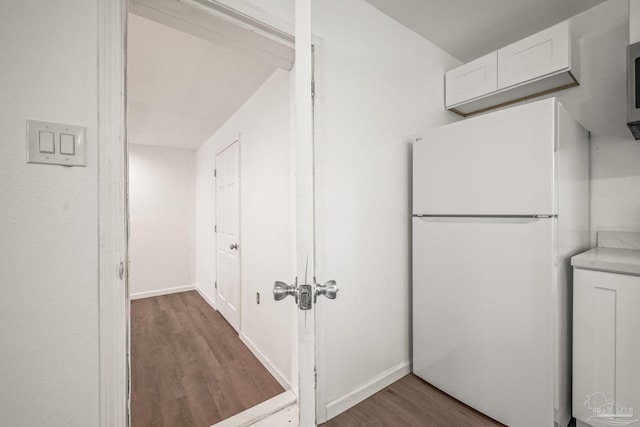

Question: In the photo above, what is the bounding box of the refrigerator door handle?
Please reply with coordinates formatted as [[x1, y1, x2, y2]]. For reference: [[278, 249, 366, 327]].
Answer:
[[413, 215, 556, 224], [414, 214, 556, 218]]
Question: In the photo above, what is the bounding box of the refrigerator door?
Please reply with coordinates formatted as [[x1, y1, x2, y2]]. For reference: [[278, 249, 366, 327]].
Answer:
[[413, 216, 556, 427], [413, 98, 556, 216]]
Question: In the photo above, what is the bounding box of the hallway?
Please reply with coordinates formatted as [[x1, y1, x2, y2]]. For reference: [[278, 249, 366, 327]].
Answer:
[[130, 291, 284, 426]]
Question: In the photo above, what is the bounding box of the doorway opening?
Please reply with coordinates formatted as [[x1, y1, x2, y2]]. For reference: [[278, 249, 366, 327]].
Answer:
[[125, 0, 297, 425]]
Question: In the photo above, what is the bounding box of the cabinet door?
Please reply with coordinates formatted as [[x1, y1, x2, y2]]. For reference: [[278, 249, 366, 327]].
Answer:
[[498, 21, 570, 90], [573, 269, 640, 424], [445, 51, 497, 107]]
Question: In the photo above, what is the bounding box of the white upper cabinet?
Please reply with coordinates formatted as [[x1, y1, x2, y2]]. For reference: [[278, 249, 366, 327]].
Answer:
[[445, 52, 497, 106], [445, 20, 580, 117], [498, 21, 571, 89]]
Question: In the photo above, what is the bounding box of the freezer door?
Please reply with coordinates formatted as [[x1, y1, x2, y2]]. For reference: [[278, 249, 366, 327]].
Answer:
[[412, 216, 558, 427], [413, 98, 556, 215]]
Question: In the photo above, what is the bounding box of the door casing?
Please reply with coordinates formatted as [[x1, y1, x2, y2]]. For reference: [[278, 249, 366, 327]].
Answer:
[[97, 0, 319, 425]]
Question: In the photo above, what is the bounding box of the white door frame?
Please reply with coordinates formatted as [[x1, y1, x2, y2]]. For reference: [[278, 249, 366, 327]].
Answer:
[[97, 0, 128, 425], [309, 38, 328, 425], [294, 1, 316, 425], [97, 0, 317, 425]]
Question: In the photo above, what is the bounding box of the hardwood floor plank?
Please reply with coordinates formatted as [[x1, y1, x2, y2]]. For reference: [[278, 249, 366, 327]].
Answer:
[[131, 291, 285, 427], [161, 397, 197, 427], [321, 374, 504, 427]]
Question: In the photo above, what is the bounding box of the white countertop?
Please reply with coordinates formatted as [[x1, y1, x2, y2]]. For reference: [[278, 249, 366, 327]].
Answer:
[[571, 247, 640, 276]]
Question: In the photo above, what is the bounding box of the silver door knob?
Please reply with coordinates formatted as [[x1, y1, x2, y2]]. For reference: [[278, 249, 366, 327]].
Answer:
[[315, 279, 338, 302], [230, 243, 238, 250], [273, 281, 297, 302]]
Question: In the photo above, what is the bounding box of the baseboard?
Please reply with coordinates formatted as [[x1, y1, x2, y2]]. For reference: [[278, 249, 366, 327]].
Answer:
[[129, 284, 195, 300], [195, 286, 217, 311], [248, 401, 298, 427], [211, 390, 297, 427], [325, 360, 411, 421], [239, 332, 290, 390]]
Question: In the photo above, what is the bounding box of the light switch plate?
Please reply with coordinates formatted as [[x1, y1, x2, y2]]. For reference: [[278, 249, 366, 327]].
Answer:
[[26, 119, 86, 167]]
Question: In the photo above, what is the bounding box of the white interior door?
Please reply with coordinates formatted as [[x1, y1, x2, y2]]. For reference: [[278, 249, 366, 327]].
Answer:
[[216, 140, 241, 332]]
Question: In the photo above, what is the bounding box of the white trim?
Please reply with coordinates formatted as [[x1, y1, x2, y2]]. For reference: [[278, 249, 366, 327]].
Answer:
[[195, 286, 218, 310], [198, 0, 294, 39], [178, 0, 294, 46], [211, 390, 297, 427], [287, 60, 299, 400], [293, 1, 316, 425], [98, 0, 128, 426], [129, 0, 293, 70], [239, 332, 291, 390], [325, 361, 411, 421], [249, 402, 298, 427], [311, 38, 328, 425], [129, 284, 196, 300]]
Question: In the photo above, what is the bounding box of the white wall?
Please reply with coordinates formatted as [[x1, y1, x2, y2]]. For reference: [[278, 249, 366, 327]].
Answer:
[[196, 69, 295, 385], [0, 1, 99, 426], [2, 1, 633, 425], [310, 0, 462, 418], [558, 0, 640, 241], [631, 0, 640, 43], [128, 144, 196, 297], [310, 0, 640, 419]]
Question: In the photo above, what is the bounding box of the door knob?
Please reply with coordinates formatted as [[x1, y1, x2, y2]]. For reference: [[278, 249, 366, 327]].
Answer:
[[230, 243, 238, 250], [273, 280, 298, 302], [315, 279, 338, 302], [274, 277, 338, 310]]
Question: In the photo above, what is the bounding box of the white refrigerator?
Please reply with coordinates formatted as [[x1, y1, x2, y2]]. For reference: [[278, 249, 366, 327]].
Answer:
[[412, 98, 590, 427]]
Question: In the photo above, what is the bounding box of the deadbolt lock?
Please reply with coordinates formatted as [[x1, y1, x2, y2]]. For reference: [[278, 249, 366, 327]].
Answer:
[[298, 284, 313, 310]]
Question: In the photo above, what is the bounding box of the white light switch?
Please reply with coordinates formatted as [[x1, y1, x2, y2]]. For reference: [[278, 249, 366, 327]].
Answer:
[[39, 131, 55, 154], [27, 119, 86, 167], [60, 133, 75, 155]]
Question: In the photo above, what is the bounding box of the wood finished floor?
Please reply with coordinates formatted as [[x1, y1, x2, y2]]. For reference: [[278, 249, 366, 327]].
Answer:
[[130, 291, 284, 427], [321, 374, 505, 427]]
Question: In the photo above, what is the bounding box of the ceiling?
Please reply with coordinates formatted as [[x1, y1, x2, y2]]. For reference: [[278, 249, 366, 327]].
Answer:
[[127, 13, 276, 150], [128, 0, 609, 151], [364, 0, 607, 62]]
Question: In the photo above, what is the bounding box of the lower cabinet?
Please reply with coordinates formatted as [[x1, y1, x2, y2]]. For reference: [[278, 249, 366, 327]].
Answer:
[[573, 268, 640, 427]]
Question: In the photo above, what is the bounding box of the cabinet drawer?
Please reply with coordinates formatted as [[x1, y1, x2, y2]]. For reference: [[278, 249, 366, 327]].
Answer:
[[445, 52, 497, 107], [498, 21, 571, 90]]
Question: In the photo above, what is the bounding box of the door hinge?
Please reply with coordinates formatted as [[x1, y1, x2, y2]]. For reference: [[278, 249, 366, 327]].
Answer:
[[126, 354, 131, 400], [314, 368, 317, 389], [215, 281, 218, 289], [214, 169, 217, 178], [311, 79, 316, 100], [214, 225, 217, 233]]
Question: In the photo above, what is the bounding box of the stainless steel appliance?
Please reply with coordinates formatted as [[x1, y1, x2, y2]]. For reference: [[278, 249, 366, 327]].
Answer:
[[627, 41, 640, 139]]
